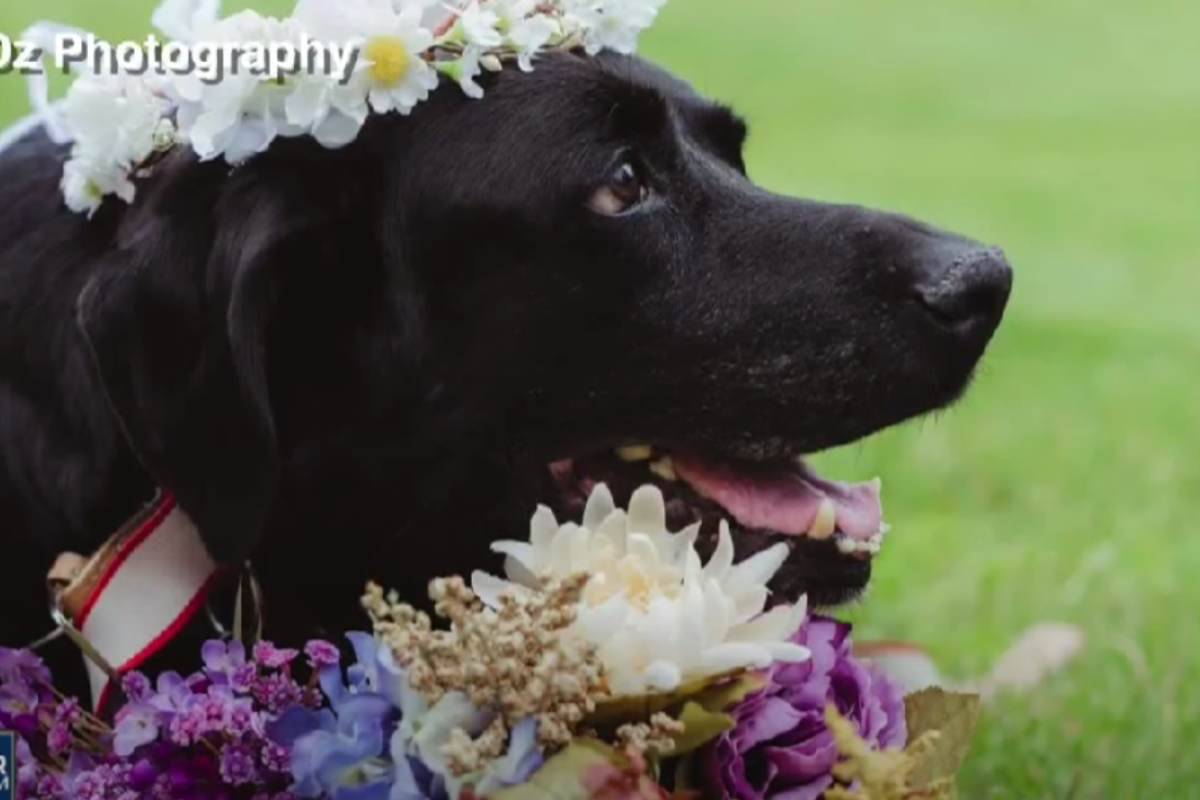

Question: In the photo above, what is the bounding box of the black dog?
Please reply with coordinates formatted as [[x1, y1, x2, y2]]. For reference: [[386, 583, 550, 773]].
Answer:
[[0, 52, 1010, 674]]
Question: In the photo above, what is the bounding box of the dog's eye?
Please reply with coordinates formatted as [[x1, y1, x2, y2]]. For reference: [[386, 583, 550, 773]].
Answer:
[[587, 161, 650, 216]]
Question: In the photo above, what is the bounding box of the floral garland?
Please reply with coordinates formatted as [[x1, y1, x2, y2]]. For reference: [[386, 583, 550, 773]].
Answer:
[[1, 484, 981, 799], [23, 0, 669, 216]]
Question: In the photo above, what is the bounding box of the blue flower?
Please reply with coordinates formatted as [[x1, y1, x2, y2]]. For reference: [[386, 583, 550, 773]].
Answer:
[[391, 749, 447, 800], [476, 717, 544, 794], [271, 633, 421, 800], [271, 700, 394, 799], [272, 633, 540, 800], [337, 633, 413, 710]]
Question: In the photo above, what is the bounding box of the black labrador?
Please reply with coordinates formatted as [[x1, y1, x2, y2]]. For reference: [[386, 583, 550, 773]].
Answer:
[[0, 52, 1011, 677]]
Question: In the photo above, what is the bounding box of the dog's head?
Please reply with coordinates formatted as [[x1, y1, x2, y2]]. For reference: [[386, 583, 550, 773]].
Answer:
[[76, 52, 1011, 609]]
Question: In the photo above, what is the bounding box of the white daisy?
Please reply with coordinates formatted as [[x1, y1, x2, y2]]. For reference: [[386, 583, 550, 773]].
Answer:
[[456, 1, 504, 49], [491, 0, 562, 72], [473, 484, 811, 695], [295, 0, 439, 117], [436, 46, 486, 99], [163, 11, 309, 162]]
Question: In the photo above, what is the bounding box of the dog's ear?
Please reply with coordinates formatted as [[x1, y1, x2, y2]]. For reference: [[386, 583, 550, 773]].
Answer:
[[75, 173, 313, 564]]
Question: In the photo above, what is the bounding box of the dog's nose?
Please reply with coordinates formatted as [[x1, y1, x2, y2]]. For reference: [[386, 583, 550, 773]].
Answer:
[[914, 244, 1013, 333]]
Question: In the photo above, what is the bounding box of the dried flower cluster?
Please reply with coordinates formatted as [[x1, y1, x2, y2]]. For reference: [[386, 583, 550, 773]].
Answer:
[[443, 716, 511, 776], [364, 573, 610, 762], [615, 712, 685, 759]]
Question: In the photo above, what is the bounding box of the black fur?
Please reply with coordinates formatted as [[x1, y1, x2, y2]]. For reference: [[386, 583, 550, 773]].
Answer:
[[0, 53, 1010, 670]]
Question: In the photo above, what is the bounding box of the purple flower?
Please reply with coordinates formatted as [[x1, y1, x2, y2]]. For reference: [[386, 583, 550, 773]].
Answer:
[[0, 679, 38, 716], [0, 647, 52, 686], [63, 754, 135, 800], [16, 735, 51, 796], [262, 741, 292, 773], [701, 616, 908, 800], [253, 672, 306, 715], [220, 742, 261, 786], [147, 671, 193, 715], [113, 703, 161, 756], [4, 641, 304, 800], [304, 641, 341, 670], [121, 671, 152, 702], [254, 642, 300, 670], [226, 695, 259, 736], [54, 697, 82, 725], [202, 640, 249, 686], [232, 663, 259, 694], [47, 721, 73, 754]]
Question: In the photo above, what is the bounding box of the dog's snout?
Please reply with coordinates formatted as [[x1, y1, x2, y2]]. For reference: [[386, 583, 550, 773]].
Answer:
[[914, 245, 1013, 333]]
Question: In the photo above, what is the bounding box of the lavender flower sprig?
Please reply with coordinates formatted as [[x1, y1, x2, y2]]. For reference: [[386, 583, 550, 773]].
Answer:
[[0, 639, 339, 800]]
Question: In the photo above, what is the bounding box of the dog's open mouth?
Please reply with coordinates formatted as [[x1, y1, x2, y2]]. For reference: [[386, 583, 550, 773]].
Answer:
[[544, 445, 887, 607]]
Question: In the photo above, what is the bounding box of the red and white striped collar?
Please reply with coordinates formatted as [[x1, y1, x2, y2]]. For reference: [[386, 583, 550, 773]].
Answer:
[[46, 493, 221, 712]]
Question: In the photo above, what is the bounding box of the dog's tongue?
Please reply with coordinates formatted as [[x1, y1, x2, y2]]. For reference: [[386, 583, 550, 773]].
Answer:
[[672, 455, 884, 541]]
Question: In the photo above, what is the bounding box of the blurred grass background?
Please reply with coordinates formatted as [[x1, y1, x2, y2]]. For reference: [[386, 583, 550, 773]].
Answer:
[[2, 0, 1198, 796]]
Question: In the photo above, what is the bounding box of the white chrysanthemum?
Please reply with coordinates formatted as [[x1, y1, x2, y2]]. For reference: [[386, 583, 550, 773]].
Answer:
[[565, 0, 668, 56], [473, 484, 810, 695], [59, 75, 175, 215], [296, 0, 438, 117]]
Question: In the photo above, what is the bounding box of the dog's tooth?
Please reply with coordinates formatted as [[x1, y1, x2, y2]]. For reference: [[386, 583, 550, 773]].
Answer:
[[648, 456, 677, 482], [615, 445, 653, 462], [807, 498, 837, 540], [836, 536, 856, 554]]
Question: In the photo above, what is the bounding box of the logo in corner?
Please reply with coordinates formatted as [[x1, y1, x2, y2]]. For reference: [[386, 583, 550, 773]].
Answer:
[[0, 729, 14, 800]]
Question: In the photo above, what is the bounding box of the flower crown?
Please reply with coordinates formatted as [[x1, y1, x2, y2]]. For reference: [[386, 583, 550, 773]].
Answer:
[[23, 0, 668, 216]]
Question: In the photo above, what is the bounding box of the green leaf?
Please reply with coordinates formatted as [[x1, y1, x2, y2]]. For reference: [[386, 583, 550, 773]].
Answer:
[[586, 670, 766, 731], [490, 739, 622, 800], [664, 701, 735, 757], [904, 688, 982, 785]]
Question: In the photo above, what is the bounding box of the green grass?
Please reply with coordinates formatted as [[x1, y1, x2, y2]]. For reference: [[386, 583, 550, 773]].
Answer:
[[2, 1, 1198, 796]]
